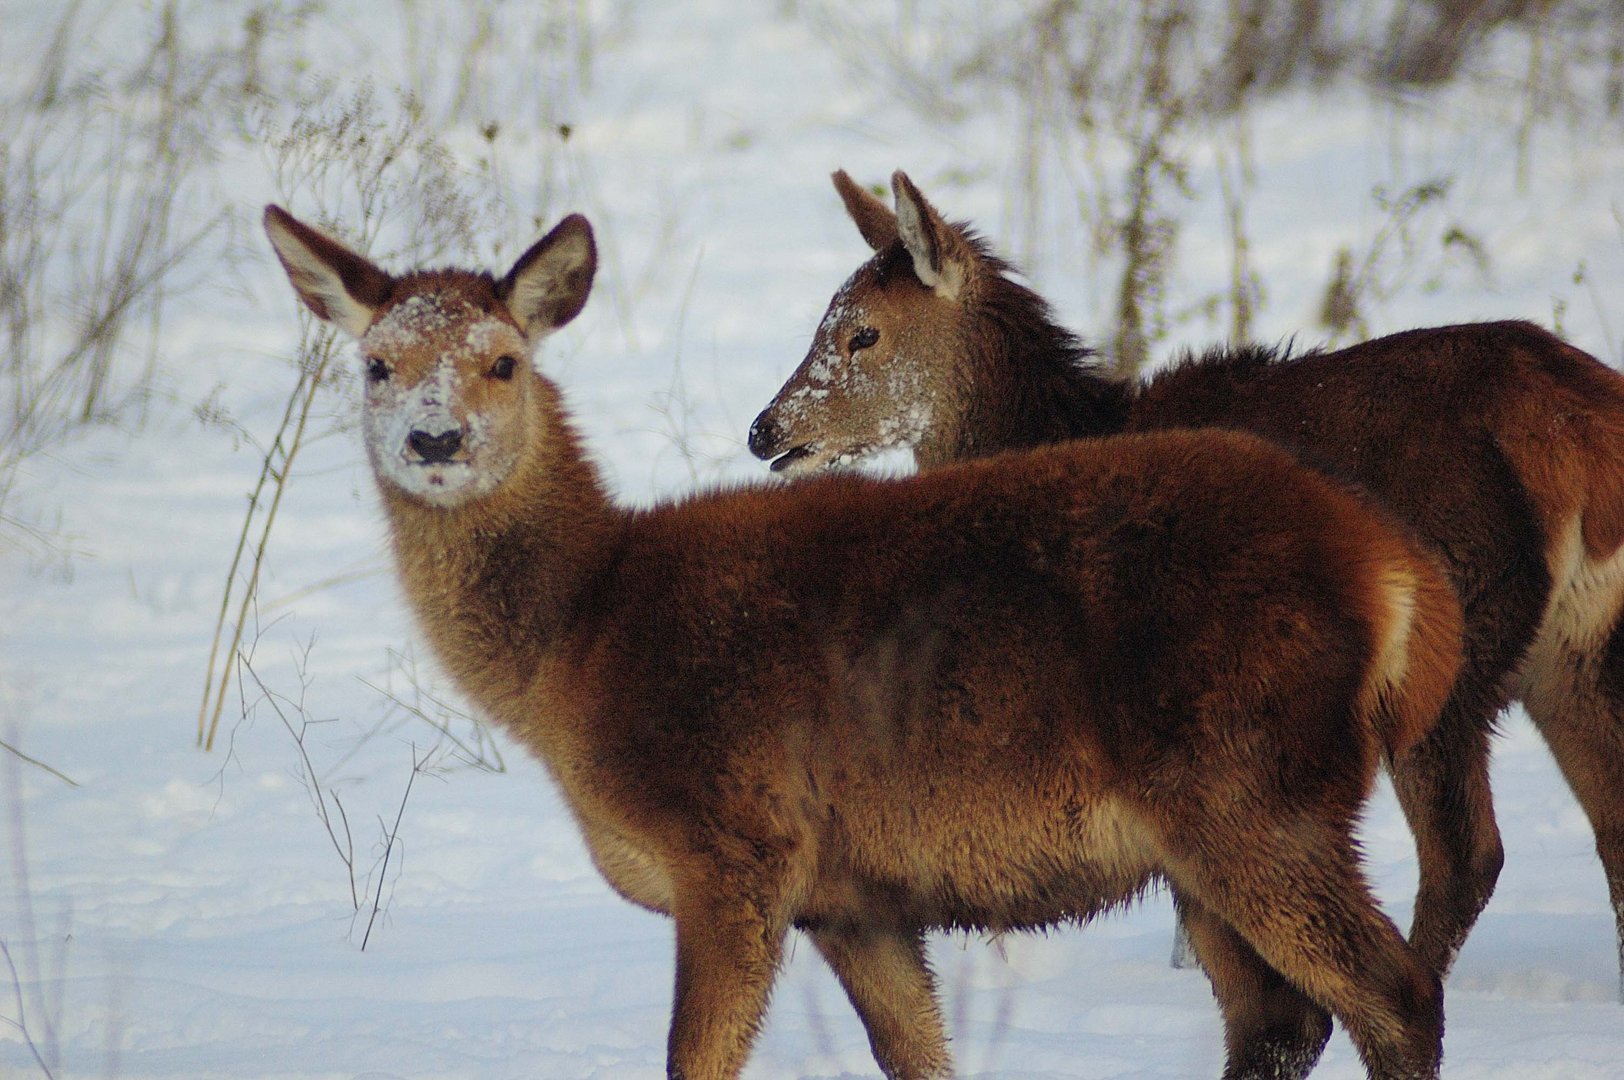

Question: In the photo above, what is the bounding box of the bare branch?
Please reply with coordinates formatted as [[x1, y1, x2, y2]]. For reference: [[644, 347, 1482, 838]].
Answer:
[[0, 940, 58, 1080], [361, 747, 427, 951], [0, 740, 76, 788]]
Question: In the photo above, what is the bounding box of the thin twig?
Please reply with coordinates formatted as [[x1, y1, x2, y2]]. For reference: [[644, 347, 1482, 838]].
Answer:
[[237, 641, 362, 909], [0, 940, 56, 1080], [356, 675, 502, 773], [361, 748, 424, 951], [0, 740, 76, 788]]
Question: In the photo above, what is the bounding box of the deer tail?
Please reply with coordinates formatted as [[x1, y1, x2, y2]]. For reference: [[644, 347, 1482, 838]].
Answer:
[[1360, 548, 1464, 763]]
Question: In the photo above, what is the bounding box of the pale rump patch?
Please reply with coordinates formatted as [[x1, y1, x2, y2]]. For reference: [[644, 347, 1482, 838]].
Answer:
[[1371, 567, 1418, 697], [1360, 563, 1420, 755], [1519, 517, 1624, 710]]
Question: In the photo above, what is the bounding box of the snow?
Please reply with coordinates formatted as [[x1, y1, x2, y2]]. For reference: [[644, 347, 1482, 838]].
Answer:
[[3, 1, 1623, 1078], [357, 295, 527, 506]]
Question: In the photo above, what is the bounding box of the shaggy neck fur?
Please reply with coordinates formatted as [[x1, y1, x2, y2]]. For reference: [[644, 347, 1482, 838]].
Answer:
[[928, 245, 1131, 468]]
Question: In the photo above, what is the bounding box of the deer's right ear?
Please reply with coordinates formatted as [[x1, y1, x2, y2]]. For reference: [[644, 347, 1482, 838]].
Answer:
[[499, 213, 597, 344], [262, 206, 391, 339], [833, 170, 899, 251]]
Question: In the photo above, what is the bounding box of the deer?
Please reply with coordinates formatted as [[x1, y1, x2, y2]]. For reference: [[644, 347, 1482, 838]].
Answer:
[[263, 202, 1464, 1080], [748, 167, 1624, 1003]]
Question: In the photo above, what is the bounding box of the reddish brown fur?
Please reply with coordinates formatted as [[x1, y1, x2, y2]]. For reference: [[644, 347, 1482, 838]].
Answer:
[[265, 204, 1461, 1079], [750, 170, 1624, 996]]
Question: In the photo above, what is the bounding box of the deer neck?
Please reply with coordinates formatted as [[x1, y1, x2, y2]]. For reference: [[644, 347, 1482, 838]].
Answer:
[[378, 387, 622, 708], [925, 284, 1130, 468]]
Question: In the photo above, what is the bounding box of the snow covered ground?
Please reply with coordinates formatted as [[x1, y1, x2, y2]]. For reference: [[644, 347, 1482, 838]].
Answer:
[[4, 1, 1623, 1077]]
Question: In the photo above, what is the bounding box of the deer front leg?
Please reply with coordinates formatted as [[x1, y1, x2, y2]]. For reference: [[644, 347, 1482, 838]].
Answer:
[[810, 923, 953, 1079], [667, 877, 791, 1080]]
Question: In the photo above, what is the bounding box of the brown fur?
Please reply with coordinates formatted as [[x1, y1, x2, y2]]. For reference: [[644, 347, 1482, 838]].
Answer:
[[749, 169, 1624, 997], [265, 204, 1462, 1079]]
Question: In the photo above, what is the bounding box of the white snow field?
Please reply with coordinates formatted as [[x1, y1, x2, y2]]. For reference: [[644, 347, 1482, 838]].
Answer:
[[3, 1, 1623, 1077]]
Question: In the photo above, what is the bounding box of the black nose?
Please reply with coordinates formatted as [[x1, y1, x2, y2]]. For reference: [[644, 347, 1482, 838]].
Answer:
[[408, 428, 463, 464], [747, 412, 779, 459]]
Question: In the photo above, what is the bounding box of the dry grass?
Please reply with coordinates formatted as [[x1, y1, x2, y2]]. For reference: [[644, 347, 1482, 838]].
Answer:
[[0, 0, 592, 949], [0, 2, 238, 552]]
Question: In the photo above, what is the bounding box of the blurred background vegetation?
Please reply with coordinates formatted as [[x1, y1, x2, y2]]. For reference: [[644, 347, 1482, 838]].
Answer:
[[8, 0, 1622, 540], [809, 0, 1624, 372]]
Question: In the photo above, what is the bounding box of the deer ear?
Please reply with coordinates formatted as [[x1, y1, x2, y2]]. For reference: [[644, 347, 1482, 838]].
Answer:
[[499, 213, 596, 343], [262, 205, 392, 339], [891, 171, 967, 300], [833, 170, 899, 251]]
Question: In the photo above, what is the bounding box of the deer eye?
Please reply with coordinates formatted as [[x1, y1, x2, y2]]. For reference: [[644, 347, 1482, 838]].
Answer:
[[849, 326, 880, 352], [365, 357, 390, 383], [491, 354, 518, 380]]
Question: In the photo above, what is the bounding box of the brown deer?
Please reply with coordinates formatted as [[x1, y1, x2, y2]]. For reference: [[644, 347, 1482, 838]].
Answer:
[[748, 168, 1624, 1001], [264, 203, 1463, 1079]]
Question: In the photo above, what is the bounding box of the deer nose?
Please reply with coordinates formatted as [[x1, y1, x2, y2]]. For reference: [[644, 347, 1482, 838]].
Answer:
[[407, 427, 463, 464], [747, 411, 780, 459]]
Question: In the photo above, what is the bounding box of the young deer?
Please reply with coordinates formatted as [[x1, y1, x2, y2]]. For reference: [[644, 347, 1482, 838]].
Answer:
[[749, 168, 1624, 999], [264, 203, 1462, 1079]]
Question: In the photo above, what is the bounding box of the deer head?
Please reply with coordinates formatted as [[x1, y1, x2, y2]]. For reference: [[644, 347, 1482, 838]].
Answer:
[[263, 207, 596, 508], [748, 170, 983, 475]]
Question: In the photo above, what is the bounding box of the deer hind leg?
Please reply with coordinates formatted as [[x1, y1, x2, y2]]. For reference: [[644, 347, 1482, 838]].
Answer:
[[666, 867, 793, 1080], [1388, 688, 1505, 977], [1166, 818, 1443, 1080], [1519, 543, 1624, 1002], [809, 923, 953, 1079], [1518, 526, 1624, 1002], [1175, 893, 1331, 1080], [1532, 682, 1624, 1004]]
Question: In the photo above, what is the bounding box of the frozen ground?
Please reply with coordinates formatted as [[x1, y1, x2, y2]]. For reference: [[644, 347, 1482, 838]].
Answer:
[[3, 2, 1623, 1077]]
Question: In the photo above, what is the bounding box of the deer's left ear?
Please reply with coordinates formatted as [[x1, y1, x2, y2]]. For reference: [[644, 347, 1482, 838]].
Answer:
[[891, 171, 967, 300], [499, 213, 597, 343], [263, 205, 393, 338]]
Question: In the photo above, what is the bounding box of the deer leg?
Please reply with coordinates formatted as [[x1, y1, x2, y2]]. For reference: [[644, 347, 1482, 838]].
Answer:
[[1388, 692, 1504, 978], [666, 874, 791, 1080], [1521, 622, 1624, 1004], [1549, 731, 1624, 1005], [1166, 819, 1443, 1080], [809, 923, 953, 1079], [1175, 892, 1331, 1080]]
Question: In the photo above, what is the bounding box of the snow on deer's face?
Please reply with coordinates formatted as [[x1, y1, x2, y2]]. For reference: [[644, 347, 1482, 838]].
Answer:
[[358, 289, 533, 508], [264, 206, 596, 507], [748, 247, 958, 476], [748, 170, 975, 477]]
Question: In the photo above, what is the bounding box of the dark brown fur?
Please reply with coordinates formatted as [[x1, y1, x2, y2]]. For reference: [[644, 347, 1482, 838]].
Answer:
[[750, 169, 1624, 999], [266, 204, 1464, 1079]]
